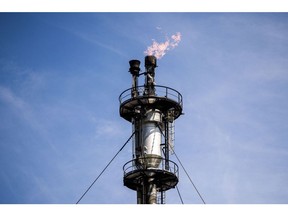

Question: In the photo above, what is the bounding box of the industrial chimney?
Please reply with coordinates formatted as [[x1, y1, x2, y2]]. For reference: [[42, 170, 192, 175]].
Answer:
[[119, 55, 183, 204]]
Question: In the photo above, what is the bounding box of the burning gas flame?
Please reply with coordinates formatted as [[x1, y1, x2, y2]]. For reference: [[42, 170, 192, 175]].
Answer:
[[144, 32, 181, 59]]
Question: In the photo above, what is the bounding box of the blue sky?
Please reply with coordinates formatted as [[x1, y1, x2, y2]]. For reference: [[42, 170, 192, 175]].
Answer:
[[0, 13, 288, 204]]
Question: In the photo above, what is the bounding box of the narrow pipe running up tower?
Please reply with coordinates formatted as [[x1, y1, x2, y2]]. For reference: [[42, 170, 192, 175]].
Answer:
[[119, 55, 183, 204]]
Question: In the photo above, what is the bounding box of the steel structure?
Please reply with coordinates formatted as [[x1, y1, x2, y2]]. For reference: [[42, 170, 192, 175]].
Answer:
[[119, 55, 183, 204]]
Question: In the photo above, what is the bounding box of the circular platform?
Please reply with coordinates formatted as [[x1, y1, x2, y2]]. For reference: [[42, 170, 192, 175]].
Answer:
[[123, 159, 179, 192], [119, 85, 183, 122], [124, 169, 179, 191]]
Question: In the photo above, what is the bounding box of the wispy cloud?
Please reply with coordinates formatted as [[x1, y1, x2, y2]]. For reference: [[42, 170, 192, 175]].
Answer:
[[49, 22, 129, 58], [0, 86, 26, 110], [92, 118, 126, 139], [0, 85, 57, 153], [73, 30, 129, 58]]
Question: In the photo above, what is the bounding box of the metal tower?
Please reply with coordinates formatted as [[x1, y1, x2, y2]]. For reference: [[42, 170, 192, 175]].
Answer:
[[119, 55, 183, 204]]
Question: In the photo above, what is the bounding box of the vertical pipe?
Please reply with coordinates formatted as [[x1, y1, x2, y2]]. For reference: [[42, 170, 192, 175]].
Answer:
[[160, 190, 164, 204], [164, 119, 170, 170], [144, 56, 156, 96], [133, 118, 142, 160], [137, 188, 143, 204], [129, 60, 140, 98], [147, 179, 157, 204], [131, 73, 138, 98]]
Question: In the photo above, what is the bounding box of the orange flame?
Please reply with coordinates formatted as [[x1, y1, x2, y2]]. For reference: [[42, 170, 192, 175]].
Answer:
[[144, 32, 181, 59]]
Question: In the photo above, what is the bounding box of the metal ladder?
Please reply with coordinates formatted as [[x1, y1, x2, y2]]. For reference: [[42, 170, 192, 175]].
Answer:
[[168, 121, 175, 154], [157, 191, 166, 204]]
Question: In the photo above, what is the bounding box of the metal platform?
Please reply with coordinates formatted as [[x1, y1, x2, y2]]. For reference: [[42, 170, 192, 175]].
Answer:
[[119, 85, 183, 122], [123, 158, 179, 192]]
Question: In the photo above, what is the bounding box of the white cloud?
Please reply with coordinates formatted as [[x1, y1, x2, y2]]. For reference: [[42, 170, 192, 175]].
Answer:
[[50, 22, 129, 58], [74, 31, 128, 57], [93, 118, 126, 138], [0, 85, 58, 153], [0, 86, 26, 110]]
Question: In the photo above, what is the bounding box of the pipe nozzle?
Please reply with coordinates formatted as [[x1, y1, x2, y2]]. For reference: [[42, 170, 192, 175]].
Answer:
[[145, 55, 157, 69], [129, 59, 141, 76]]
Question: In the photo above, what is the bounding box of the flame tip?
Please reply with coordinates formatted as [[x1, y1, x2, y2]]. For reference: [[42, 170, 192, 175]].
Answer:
[[144, 32, 182, 60]]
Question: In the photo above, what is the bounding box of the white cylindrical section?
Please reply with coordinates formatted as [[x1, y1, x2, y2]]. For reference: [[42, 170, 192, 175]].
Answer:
[[139, 109, 163, 168], [143, 122, 161, 156]]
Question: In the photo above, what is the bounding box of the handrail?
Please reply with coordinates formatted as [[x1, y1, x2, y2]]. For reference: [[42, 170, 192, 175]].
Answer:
[[119, 85, 183, 107], [123, 157, 179, 178]]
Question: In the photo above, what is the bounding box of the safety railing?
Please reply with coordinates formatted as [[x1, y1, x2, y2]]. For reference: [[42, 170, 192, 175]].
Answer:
[[119, 85, 183, 108], [123, 157, 179, 178]]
